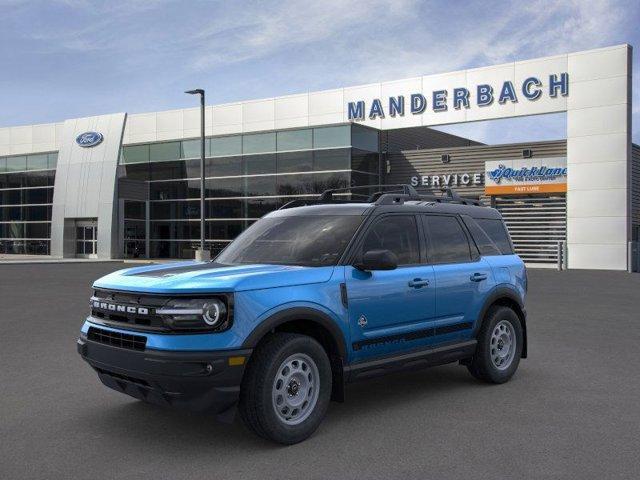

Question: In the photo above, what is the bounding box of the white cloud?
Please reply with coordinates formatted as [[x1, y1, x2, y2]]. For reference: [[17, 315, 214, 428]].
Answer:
[[3, 0, 638, 141]]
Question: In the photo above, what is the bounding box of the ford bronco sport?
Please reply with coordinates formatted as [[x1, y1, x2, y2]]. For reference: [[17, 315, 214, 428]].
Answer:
[[78, 185, 527, 444]]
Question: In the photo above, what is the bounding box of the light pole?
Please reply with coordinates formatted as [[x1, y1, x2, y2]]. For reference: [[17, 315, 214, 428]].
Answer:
[[185, 88, 209, 261]]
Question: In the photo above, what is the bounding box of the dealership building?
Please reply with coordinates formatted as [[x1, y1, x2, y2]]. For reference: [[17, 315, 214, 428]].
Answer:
[[0, 44, 637, 271]]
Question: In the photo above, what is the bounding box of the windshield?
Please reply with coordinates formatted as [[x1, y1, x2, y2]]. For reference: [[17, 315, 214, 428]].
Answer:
[[216, 215, 363, 267]]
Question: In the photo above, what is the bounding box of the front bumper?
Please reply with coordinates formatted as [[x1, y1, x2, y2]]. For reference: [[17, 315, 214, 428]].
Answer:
[[77, 335, 252, 413]]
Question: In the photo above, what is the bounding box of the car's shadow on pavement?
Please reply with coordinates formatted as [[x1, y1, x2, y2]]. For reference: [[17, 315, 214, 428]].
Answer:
[[75, 363, 486, 450]]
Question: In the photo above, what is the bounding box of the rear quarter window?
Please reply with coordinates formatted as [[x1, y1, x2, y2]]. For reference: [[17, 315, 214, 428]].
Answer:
[[474, 218, 514, 255], [463, 216, 514, 255]]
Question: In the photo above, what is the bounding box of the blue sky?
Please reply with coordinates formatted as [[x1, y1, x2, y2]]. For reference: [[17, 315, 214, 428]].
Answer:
[[1, 0, 638, 144]]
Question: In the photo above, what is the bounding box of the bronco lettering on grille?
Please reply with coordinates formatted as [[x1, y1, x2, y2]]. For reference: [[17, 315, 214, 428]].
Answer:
[[92, 300, 149, 315]]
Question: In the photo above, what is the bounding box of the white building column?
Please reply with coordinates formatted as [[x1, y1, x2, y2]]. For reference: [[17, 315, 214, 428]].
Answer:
[[566, 45, 632, 270], [50, 113, 126, 259]]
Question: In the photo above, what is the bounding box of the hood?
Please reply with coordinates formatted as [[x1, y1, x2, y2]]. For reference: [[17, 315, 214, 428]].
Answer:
[[93, 261, 335, 294]]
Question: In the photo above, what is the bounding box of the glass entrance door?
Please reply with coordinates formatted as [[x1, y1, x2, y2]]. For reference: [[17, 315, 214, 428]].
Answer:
[[76, 221, 98, 257]]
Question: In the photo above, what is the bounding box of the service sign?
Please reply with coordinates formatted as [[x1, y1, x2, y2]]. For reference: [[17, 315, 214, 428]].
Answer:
[[485, 157, 567, 195]]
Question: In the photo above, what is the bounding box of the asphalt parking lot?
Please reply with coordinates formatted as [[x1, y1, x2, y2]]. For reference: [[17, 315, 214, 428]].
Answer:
[[1, 263, 639, 480]]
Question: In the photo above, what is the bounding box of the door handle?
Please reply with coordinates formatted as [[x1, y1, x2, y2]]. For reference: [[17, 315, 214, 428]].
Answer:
[[408, 278, 430, 288], [470, 273, 487, 282]]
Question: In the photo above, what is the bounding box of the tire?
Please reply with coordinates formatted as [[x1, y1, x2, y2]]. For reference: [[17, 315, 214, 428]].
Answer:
[[467, 306, 523, 384], [238, 332, 332, 444]]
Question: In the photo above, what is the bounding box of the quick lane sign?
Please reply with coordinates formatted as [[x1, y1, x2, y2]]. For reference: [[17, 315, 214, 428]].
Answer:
[[485, 157, 567, 195], [348, 73, 569, 121]]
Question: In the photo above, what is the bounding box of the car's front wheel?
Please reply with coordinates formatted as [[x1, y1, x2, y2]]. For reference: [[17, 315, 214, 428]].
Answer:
[[467, 306, 523, 384], [239, 332, 332, 444]]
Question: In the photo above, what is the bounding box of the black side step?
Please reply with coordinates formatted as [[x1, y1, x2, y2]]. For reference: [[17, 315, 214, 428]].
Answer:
[[344, 340, 477, 382]]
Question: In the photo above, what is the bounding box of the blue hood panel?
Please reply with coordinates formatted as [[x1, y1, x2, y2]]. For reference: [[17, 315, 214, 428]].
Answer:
[[93, 261, 334, 294]]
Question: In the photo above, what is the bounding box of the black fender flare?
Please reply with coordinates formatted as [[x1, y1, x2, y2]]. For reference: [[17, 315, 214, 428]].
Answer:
[[242, 306, 348, 360], [474, 286, 528, 358], [242, 307, 348, 402]]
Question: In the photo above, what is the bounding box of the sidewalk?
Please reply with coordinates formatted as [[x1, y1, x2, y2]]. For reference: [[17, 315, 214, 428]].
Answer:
[[0, 255, 123, 265]]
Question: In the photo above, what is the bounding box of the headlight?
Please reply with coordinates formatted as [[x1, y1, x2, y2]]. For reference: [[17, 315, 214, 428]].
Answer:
[[157, 297, 230, 331]]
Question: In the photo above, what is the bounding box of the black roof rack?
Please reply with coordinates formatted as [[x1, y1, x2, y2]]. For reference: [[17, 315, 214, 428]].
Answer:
[[278, 184, 483, 210]]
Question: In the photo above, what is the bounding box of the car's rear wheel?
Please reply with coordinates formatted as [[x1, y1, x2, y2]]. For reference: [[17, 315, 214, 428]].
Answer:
[[467, 306, 523, 384], [238, 332, 332, 444]]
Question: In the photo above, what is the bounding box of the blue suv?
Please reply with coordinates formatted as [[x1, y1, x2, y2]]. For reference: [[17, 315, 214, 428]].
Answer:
[[78, 185, 527, 444]]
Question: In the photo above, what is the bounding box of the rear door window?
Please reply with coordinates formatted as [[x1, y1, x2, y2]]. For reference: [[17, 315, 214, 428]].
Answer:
[[422, 215, 472, 264]]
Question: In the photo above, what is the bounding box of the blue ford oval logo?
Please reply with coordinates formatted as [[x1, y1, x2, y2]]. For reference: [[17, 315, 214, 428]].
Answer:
[[76, 131, 103, 148]]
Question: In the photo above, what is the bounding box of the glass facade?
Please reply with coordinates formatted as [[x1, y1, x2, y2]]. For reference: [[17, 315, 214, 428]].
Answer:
[[0, 152, 57, 254], [119, 124, 380, 259]]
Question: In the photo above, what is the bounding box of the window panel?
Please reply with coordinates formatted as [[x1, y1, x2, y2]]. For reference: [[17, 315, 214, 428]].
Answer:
[[243, 133, 276, 154], [26, 170, 55, 187], [150, 240, 198, 259], [1, 222, 24, 238], [245, 175, 276, 197], [277, 151, 313, 173], [351, 125, 379, 152], [205, 177, 244, 197], [27, 154, 49, 170], [0, 206, 20, 221], [150, 180, 200, 200], [6, 156, 27, 172], [122, 145, 150, 164], [150, 200, 200, 220], [48, 153, 58, 169], [150, 142, 181, 163], [124, 201, 146, 220], [0, 158, 6, 173], [14, 205, 51, 221], [149, 160, 185, 181], [23, 188, 52, 204], [244, 154, 276, 175], [0, 240, 25, 254], [313, 149, 350, 171], [206, 156, 243, 177], [211, 136, 242, 157], [26, 222, 50, 239], [151, 220, 200, 240], [207, 200, 243, 219], [276, 172, 349, 196], [351, 149, 379, 174], [181, 139, 201, 159], [277, 129, 312, 151], [313, 126, 350, 149], [0, 190, 21, 204], [124, 220, 146, 239], [0, 174, 21, 189], [25, 240, 49, 255], [124, 240, 146, 259], [119, 163, 150, 181]]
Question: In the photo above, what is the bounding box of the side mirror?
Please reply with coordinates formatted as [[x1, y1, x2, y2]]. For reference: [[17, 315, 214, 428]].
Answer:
[[355, 249, 398, 271]]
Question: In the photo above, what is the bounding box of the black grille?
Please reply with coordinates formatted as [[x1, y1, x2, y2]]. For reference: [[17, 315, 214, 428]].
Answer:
[[91, 290, 168, 331], [90, 289, 234, 333], [88, 327, 147, 351]]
